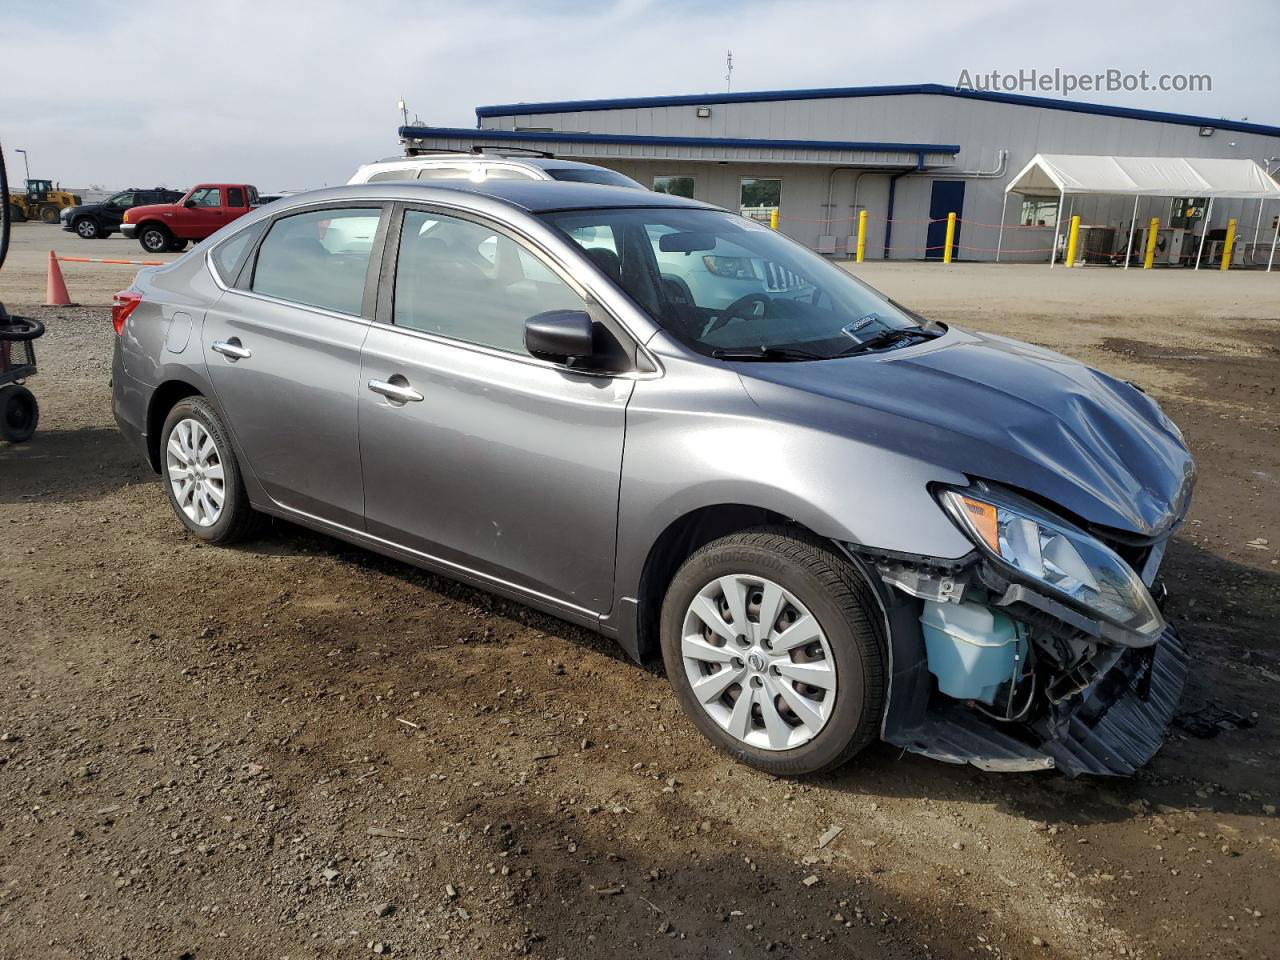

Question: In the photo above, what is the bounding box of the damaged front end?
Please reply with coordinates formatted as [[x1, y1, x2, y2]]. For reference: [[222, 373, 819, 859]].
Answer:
[[851, 482, 1190, 777]]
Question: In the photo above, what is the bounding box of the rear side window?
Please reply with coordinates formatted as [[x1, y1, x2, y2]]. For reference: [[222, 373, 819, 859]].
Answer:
[[250, 208, 382, 315], [226, 187, 245, 207], [210, 220, 267, 285], [367, 169, 415, 182], [415, 166, 479, 180]]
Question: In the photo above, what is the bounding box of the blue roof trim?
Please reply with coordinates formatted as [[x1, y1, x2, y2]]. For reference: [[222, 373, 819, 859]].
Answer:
[[474, 82, 1280, 139], [398, 126, 959, 155]]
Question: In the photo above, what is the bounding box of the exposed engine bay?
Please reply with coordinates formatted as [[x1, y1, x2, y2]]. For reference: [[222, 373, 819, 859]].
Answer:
[[849, 480, 1191, 776]]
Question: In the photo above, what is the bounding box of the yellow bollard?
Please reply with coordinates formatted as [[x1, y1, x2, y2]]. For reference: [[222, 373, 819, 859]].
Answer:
[[1064, 215, 1081, 269], [1220, 217, 1237, 270], [855, 209, 867, 263], [943, 212, 957, 264], [1143, 217, 1159, 269], [769, 208, 779, 230]]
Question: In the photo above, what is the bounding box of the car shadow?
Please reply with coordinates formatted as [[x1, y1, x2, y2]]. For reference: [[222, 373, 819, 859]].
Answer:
[[229, 513, 1279, 830]]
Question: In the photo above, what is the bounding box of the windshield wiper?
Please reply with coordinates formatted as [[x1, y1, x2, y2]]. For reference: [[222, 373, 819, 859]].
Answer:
[[711, 345, 826, 362], [835, 325, 936, 357]]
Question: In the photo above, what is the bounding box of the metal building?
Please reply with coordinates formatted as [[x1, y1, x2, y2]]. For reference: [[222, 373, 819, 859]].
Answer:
[[400, 83, 1280, 263]]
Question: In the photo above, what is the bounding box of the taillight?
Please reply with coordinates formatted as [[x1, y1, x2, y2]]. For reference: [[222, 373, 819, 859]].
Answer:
[[111, 290, 142, 335]]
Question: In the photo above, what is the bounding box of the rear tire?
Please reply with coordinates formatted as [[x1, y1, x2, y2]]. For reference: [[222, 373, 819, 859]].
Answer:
[[0, 385, 39, 443], [660, 527, 886, 776], [74, 217, 101, 239], [39, 206, 59, 224], [166, 236, 188, 252], [160, 396, 262, 544], [138, 224, 171, 254]]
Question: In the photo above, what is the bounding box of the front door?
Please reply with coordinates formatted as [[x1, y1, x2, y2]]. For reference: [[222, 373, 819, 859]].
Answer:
[[358, 206, 632, 615], [926, 180, 965, 261], [202, 204, 385, 528], [177, 186, 227, 238]]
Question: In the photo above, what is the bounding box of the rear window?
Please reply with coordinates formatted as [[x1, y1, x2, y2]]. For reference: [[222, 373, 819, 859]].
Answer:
[[545, 167, 642, 189]]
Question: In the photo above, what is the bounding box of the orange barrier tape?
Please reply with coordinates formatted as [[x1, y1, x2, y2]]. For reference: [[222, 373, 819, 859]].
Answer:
[[58, 256, 166, 266]]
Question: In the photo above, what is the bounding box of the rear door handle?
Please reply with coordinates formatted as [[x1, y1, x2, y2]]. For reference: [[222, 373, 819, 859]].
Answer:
[[211, 339, 251, 360], [368, 378, 424, 403]]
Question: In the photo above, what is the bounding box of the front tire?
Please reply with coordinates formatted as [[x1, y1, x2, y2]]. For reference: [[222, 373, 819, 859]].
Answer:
[[160, 397, 261, 543], [138, 224, 171, 254], [660, 527, 886, 776], [74, 217, 100, 239], [0, 385, 39, 442]]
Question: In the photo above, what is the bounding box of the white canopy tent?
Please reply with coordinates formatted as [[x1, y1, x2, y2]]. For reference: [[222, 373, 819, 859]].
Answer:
[[999, 154, 1280, 270]]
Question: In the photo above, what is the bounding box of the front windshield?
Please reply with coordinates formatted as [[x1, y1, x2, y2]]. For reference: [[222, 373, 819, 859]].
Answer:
[[541, 207, 922, 358]]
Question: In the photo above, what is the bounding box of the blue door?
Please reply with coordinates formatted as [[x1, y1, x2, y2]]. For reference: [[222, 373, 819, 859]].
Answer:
[[926, 181, 965, 261]]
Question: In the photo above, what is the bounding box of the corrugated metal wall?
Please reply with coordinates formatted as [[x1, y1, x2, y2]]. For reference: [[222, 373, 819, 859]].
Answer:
[[480, 93, 1280, 261]]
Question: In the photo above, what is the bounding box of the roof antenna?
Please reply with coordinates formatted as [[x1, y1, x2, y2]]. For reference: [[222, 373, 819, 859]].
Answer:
[[725, 50, 734, 92]]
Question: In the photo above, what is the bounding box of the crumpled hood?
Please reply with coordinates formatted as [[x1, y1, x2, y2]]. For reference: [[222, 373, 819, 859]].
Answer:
[[738, 327, 1195, 537]]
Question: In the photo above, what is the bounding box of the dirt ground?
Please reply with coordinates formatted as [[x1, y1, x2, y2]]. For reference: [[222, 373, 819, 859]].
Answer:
[[2, 219, 1279, 959]]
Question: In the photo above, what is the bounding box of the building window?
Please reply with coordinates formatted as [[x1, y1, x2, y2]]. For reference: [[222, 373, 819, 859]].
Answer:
[[653, 175, 695, 198], [1019, 197, 1058, 228], [740, 178, 782, 222]]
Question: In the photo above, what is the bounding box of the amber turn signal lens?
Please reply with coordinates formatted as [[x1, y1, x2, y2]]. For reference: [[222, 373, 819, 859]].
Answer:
[[958, 495, 1001, 554]]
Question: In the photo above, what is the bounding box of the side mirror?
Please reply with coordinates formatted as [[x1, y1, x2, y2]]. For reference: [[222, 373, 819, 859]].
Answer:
[[525, 310, 595, 364], [184, 199, 197, 208]]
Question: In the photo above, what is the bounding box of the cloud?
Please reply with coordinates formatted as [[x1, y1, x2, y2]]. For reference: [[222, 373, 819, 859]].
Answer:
[[1, 0, 1274, 191]]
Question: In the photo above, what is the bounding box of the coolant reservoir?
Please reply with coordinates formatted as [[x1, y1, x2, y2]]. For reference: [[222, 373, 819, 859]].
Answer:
[[920, 600, 1022, 706]]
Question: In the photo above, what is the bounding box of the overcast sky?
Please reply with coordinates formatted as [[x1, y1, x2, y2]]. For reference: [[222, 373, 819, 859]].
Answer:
[[3, 0, 1276, 193]]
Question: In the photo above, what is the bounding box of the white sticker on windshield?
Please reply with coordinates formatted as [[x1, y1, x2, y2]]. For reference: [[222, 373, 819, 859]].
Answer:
[[842, 314, 878, 338]]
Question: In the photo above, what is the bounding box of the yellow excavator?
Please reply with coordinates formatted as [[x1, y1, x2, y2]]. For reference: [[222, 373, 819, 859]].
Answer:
[[7, 179, 80, 224]]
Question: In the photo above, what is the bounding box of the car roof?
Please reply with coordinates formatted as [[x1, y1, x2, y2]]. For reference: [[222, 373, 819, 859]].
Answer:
[[275, 180, 715, 215]]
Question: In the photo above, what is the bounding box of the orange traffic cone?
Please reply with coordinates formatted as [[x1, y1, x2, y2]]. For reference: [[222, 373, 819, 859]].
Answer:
[[45, 251, 75, 307]]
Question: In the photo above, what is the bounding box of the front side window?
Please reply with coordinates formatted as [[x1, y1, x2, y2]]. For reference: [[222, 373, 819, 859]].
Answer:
[[544, 167, 643, 189], [393, 209, 584, 356], [107, 191, 136, 209], [189, 187, 222, 208], [653, 176, 695, 198], [544, 207, 919, 358], [740, 178, 782, 223], [251, 207, 381, 315]]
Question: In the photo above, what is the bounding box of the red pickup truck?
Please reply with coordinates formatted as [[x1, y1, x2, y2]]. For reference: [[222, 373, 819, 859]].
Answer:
[[121, 183, 261, 253]]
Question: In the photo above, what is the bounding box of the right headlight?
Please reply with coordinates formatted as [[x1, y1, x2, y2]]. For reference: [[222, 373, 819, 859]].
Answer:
[[939, 486, 1164, 642]]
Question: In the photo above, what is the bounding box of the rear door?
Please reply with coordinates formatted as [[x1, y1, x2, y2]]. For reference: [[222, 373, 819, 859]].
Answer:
[[357, 204, 633, 614], [202, 203, 387, 528]]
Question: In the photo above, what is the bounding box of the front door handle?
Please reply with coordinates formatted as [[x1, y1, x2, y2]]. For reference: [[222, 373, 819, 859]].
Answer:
[[368, 378, 424, 403], [211, 339, 251, 360]]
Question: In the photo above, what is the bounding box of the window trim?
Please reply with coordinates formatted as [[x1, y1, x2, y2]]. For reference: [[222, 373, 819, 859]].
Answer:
[[373, 201, 654, 378]]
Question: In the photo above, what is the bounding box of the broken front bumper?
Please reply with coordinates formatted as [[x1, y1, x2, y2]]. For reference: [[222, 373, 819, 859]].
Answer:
[[881, 594, 1188, 777]]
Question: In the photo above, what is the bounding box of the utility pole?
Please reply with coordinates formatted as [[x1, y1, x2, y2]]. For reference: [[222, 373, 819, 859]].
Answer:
[[725, 50, 733, 92]]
